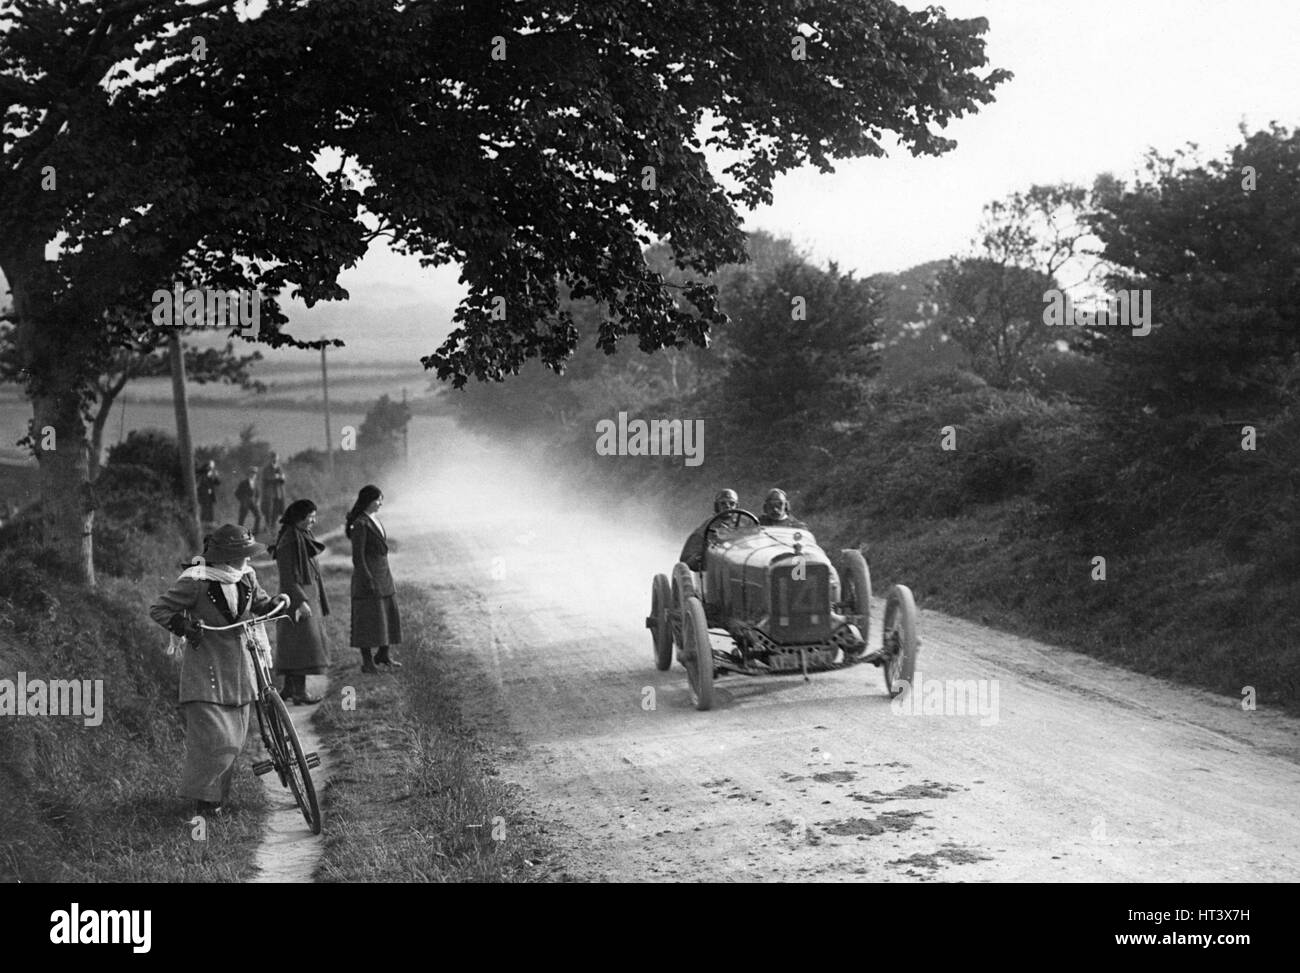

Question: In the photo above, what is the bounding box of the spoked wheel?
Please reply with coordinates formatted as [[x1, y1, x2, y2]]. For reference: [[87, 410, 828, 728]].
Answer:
[[266, 691, 322, 834], [680, 595, 714, 711], [670, 562, 697, 655], [838, 549, 873, 650], [880, 585, 920, 697], [648, 574, 673, 671]]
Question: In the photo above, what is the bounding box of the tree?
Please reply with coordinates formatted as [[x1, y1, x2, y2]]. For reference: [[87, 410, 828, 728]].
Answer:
[[443, 231, 810, 436], [1083, 124, 1300, 419], [1, 0, 1008, 583], [933, 258, 1056, 387], [720, 259, 883, 444], [975, 183, 1098, 288], [358, 394, 412, 465], [929, 183, 1094, 387], [866, 260, 967, 384]]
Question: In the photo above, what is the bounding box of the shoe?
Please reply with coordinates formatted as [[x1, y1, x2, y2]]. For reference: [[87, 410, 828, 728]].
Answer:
[[360, 648, 378, 674], [374, 647, 402, 668], [288, 693, 323, 705], [195, 800, 225, 817]]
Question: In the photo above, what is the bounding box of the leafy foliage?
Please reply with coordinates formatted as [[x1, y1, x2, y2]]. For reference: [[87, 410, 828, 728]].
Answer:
[[0, 0, 1010, 582], [1082, 124, 1300, 419], [933, 258, 1056, 387], [102, 429, 183, 496], [717, 260, 883, 441]]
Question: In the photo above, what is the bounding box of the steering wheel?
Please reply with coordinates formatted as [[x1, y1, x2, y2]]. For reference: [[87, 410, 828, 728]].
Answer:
[[703, 508, 760, 538]]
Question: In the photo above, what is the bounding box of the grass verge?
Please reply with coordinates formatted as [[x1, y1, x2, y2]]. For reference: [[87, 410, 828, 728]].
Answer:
[[311, 573, 562, 882], [0, 574, 269, 882]]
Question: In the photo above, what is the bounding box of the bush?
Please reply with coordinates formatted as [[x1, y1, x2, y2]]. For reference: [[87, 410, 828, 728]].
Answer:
[[103, 429, 183, 495]]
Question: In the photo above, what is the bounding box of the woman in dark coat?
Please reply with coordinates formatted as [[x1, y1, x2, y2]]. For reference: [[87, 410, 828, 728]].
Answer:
[[150, 524, 285, 815], [346, 484, 402, 673], [270, 499, 329, 705]]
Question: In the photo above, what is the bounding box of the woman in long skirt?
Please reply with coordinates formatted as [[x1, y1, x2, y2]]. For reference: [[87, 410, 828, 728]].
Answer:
[[346, 485, 402, 673], [150, 525, 285, 814], [270, 499, 330, 704]]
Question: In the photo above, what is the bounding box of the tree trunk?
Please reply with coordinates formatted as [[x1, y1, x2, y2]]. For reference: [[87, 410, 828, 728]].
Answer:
[[88, 395, 112, 482], [89, 370, 131, 481], [168, 333, 202, 551], [5, 251, 96, 585]]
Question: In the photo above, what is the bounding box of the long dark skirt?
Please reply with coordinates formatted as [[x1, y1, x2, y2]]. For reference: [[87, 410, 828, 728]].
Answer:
[[180, 701, 251, 803], [351, 595, 402, 647], [274, 583, 329, 676]]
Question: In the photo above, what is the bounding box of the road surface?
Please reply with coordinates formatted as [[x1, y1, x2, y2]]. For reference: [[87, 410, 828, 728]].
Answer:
[[375, 425, 1300, 882]]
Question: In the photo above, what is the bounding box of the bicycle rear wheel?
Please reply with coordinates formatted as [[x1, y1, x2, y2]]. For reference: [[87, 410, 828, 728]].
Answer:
[[265, 691, 322, 834]]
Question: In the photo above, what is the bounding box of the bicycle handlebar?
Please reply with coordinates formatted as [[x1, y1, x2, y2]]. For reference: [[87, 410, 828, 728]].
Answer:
[[197, 595, 291, 631]]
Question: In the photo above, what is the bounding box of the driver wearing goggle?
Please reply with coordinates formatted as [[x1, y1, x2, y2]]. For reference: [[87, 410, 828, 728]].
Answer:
[[679, 489, 742, 571], [758, 488, 807, 529]]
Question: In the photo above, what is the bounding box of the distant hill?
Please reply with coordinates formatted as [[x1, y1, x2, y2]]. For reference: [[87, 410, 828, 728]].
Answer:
[[868, 259, 966, 383], [2, 269, 457, 370], [259, 295, 457, 366]]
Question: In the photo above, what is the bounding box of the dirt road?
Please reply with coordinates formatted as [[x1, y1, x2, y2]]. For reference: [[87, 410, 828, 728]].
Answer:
[[251, 703, 327, 883], [375, 426, 1300, 882]]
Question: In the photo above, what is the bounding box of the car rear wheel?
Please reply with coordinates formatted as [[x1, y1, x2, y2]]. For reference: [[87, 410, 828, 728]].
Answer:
[[649, 574, 673, 671], [881, 585, 919, 697], [839, 549, 872, 649], [681, 594, 714, 711]]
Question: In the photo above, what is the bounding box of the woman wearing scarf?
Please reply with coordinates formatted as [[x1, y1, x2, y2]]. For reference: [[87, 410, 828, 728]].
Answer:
[[346, 484, 402, 673], [269, 499, 329, 705], [150, 524, 285, 816]]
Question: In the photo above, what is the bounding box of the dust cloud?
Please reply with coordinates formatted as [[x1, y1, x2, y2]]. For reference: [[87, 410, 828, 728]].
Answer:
[[372, 416, 693, 632]]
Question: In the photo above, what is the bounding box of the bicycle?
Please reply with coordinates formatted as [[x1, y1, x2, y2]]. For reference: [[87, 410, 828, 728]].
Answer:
[[199, 596, 322, 835]]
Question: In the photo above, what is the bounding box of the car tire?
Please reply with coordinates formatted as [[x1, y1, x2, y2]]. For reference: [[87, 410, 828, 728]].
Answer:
[[881, 584, 920, 697], [839, 548, 872, 649], [670, 562, 697, 657], [650, 574, 673, 671], [681, 594, 714, 711]]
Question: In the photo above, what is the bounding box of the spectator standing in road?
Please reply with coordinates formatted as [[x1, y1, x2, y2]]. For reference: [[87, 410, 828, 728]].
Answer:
[[269, 499, 328, 705], [261, 452, 287, 526], [197, 460, 221, 528], [346, 484, 402, 674], [234, 466, 262, 534]]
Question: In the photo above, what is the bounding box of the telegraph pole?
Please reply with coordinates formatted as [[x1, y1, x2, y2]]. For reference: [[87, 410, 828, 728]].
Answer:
[[168, 332, 201, 550], [321, 345, 334, 476]]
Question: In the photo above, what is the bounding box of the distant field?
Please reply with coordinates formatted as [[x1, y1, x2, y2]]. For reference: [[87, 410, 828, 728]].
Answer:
[[0, 357, 446, 466], [0, 394, 446, 468]]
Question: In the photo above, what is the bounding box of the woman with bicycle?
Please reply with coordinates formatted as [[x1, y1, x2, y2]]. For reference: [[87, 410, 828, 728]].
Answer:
[[150, 524, 285, 816], [269, 499, 328, 705]]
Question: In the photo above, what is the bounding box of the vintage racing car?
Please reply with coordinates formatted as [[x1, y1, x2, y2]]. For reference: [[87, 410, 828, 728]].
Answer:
[[645, 509, 919, 710]]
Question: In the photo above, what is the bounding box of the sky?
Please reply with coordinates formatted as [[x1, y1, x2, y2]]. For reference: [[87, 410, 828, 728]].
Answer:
[[6, 0, 1300, 366], [275, 0, 1300, 360]]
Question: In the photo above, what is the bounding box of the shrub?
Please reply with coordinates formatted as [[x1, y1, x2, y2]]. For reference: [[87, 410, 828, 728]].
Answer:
[[103, 429, 182, 495]]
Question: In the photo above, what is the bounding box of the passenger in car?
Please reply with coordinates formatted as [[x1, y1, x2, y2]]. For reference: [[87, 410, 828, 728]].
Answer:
[[758, 488, 808, 529], [679, 488, 742, 571]]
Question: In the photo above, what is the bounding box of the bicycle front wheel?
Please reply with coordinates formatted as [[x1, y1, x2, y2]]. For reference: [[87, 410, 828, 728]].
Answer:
[[265, 691, 322, 835]]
